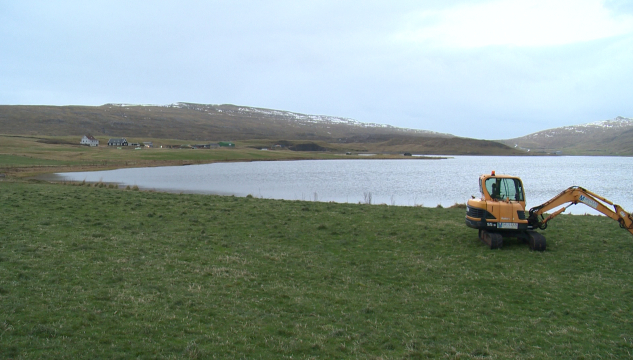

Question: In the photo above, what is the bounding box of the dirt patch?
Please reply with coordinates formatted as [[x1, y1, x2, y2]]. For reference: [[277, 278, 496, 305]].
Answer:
[[288, 143, 327, 151]]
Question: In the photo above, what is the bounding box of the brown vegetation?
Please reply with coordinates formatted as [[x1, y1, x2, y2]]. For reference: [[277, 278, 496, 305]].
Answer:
[[0, 103, 524, 156]]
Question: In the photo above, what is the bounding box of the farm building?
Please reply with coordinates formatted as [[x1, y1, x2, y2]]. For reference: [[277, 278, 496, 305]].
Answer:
[[108, 138, 128, 146], [80, 135, 99, 147]]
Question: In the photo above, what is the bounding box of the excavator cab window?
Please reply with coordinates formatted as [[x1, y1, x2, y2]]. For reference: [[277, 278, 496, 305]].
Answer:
[[485, 177, 524, 201]]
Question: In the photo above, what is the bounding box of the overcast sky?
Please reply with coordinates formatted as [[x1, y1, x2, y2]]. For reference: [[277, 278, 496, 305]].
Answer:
[[1, 0, 632, 139]]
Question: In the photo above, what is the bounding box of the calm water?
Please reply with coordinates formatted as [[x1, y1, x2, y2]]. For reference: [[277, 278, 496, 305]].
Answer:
[[50, 156, 633, 215]]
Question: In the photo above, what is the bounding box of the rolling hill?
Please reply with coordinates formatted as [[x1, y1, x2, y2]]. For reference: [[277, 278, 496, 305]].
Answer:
[[0, 103, 445, 141], [0, 103, 525, 155], [502, 117, 633, 155], [2, 103, 628, 155]]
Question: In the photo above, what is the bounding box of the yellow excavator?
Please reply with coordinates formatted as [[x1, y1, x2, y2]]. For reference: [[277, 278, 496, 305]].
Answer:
[[465, 171, 633, 251]]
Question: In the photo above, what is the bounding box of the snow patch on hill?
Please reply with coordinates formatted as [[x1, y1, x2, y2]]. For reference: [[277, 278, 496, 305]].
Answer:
[[108, 102, 447, 136], [580, 116, 633, 128], [525, 116, 633, 139]]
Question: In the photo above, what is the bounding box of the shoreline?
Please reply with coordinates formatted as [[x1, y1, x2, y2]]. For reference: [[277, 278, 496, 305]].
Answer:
[[6, 154, 450, 179]]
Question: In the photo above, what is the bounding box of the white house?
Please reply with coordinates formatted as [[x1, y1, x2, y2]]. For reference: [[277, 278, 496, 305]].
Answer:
[[80, 135, 99, 147]]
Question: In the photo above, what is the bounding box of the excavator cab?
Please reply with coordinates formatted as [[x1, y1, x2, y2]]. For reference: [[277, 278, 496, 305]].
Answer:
[[484, 176, 524, 202], [466, 172, 545, 251]]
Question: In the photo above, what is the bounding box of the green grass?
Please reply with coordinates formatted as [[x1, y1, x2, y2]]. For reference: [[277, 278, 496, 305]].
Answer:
[[1, 181, 632, 359], [0, 154, 79, 167], [136, 147, 342, 162], [0, 135, 347, 176]]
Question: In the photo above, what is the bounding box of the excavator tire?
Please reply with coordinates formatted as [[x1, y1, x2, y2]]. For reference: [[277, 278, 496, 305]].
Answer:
[[480, 230, 503, 249], [527, 231, 546, 251]]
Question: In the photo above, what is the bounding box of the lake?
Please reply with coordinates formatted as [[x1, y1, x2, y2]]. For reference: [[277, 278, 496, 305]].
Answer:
[[50, 156, 633, 215]]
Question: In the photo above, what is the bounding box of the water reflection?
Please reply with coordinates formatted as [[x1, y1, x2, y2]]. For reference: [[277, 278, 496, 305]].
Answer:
[[51, 156, 633, 215]]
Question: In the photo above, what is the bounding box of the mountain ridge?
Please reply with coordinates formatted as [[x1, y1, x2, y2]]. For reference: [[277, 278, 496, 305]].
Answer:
[[502, 116, 633, 155], [0, 103, 451, 140], [1, 103, 526, 155], [0, 103, 630, 155], [116, 102, 451, 137]]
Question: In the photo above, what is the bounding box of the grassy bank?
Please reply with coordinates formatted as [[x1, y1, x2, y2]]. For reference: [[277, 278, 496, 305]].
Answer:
[[0, 135, 435, 178], [0, 135, 344, 177], [1, 180, 632, 358]]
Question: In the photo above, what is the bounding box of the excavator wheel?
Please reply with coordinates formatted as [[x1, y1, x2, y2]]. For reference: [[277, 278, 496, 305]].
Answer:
[[480, 230, 503, 249], [527, 231, 546, 251]]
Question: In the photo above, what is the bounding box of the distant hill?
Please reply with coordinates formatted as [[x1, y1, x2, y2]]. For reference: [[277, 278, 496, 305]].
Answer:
[[502, 117, 633, 156], [0, 103, 446, 141], [0, 103, 525, 155]]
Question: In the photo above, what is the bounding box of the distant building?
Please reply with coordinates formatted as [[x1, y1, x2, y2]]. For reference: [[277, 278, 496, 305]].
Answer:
[[108, 138, 128, 146], [80, 135, 99, 147], [192, 144, 210, 149]]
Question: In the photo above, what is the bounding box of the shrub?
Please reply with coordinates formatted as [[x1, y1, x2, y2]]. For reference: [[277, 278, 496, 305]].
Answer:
[[449, 203, 467, 209]]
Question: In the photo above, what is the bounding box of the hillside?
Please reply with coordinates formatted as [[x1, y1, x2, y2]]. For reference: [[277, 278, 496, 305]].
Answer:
[[502, 117, 633, 155], [0, 103, 524, 155], [0, 103, 445, 141]]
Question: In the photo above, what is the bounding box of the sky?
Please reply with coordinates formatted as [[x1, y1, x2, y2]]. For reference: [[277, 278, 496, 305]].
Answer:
[[1, 0, 632, 139]]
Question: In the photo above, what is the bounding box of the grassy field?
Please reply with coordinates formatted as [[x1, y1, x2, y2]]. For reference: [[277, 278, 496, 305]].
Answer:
[[1, 180, 632, 359], [0, 135, 355, 177], [0, 134, 444, 179]]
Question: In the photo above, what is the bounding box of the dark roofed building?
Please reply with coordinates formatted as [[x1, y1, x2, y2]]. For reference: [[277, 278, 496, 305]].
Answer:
[[108, 138, 128, 146]]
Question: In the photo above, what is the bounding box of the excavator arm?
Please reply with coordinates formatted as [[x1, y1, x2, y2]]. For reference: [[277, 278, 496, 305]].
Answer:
[[528, 186, 633, 236]]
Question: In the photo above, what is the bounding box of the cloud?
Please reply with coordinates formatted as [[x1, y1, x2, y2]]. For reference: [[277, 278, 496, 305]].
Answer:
[[0, 1, 631, 139], [396, 0, 633, 48]]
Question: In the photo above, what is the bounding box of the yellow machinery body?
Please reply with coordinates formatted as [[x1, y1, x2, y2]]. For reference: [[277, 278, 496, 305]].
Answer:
[[466, 172, 529, 232], [465, 171, 633, 251], [465, 172, 544, 250]]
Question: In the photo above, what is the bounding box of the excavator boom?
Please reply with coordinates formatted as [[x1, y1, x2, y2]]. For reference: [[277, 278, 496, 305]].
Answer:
[[528, 186, 633, 235], [466, 172, 633, 250]]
